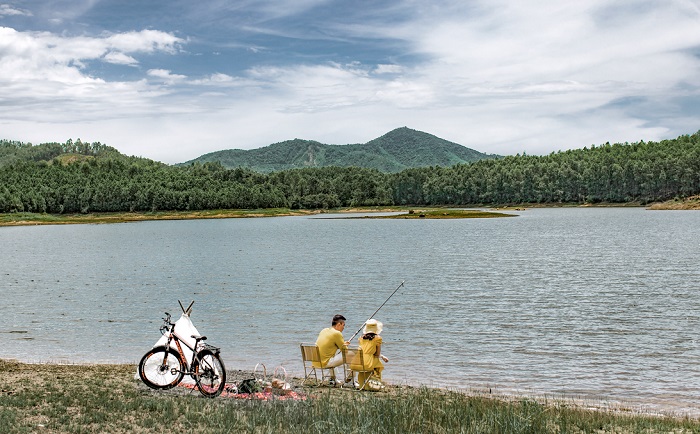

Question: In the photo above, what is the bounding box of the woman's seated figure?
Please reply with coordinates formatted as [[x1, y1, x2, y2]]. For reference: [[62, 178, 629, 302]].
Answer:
[[356, 319, 389, 388]]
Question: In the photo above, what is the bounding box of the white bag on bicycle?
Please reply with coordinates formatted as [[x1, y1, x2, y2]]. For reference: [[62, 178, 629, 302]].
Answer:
[[152, 312, 201, 384]]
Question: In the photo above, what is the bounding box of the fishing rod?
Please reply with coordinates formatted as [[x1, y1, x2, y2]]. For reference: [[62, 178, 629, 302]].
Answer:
[[348, 280, 405, 342]]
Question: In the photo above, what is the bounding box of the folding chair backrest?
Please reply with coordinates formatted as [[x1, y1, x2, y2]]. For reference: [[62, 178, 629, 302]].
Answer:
[[347, 345, 371, 373], [300, 343, 323, 368]]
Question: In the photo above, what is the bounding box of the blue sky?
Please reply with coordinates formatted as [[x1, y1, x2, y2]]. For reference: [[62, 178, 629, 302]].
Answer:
[[1, 1, 699, 163]]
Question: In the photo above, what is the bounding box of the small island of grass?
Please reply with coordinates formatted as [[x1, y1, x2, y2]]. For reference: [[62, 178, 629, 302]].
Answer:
[[352, 209, 516, 219]]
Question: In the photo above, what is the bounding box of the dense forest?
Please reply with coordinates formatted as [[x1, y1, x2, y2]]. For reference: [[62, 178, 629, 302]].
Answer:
[[1, 131, 699, 214]]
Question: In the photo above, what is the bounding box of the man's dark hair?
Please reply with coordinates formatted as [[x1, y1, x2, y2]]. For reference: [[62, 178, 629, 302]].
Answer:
[[332, 314, 346, 326]]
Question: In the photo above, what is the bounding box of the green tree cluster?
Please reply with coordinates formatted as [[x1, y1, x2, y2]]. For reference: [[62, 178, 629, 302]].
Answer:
[[408, 133, 700, 205], [0, 138, 120, 167], [1, 132, 699, 213]]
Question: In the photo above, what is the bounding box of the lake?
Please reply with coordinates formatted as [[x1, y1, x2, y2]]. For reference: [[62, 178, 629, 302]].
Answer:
[[1, 207, 699, 416]]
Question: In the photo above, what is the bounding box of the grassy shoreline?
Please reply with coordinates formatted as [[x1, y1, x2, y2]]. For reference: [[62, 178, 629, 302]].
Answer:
[[647, 195, 700, 210], [0, 206, 514, 226], [0, 208, 321, 226], [1, 360, 698, 433]]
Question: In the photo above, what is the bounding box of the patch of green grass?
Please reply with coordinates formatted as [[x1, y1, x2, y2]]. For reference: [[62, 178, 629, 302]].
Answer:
[[366, 209, 516, 219], [1, 360, 698, 433]]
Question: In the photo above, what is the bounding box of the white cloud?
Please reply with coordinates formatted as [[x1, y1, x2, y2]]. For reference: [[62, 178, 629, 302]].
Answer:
[[106, 30, 184, 54], [0, 26, 185, 125], [374, 64, 403, 74], [0, 27, 103, 84], [103, 51, 138, 66], [190, 73, 238, 85], [147, 68, 187, 84], [0, 3, 31, 16], [0, 27, 183, 80], [208, 73, 234, 83]]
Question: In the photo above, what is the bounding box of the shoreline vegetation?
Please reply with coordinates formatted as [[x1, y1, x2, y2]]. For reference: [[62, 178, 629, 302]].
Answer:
[[0, 200, 697, 227], [0, 208, 318, 226], [646, 195, 700, 210], [0, 206, 509, 226], [1, 360, 698, 434]]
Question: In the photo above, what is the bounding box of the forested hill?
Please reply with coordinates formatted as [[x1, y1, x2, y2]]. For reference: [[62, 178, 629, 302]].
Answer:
[[179, 127, 499, 172], [1, 131, 699, 214]]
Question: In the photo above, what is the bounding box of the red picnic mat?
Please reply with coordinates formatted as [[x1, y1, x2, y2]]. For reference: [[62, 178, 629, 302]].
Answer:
[[179, 382, 307, 401]]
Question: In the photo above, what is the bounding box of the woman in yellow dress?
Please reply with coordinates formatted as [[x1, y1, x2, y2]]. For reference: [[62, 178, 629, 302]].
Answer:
[[357, 319, 389, 388]]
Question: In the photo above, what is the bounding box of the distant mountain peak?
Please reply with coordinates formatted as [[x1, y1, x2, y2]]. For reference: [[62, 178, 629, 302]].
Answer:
[[368, 127, 458, 146]]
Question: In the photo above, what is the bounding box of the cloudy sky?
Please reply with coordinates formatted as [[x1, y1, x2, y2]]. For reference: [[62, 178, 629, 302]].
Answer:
[[1, 1, 699, 163]]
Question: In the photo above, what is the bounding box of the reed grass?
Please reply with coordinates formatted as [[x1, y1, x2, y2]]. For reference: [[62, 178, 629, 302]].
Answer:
[[1, 360, 697, 433]]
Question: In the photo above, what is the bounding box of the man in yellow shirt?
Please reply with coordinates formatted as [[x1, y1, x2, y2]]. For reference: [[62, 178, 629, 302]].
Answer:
[[315, 314, 351, 384]]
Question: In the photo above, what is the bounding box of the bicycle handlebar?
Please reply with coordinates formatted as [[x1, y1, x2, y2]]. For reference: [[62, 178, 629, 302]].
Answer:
[[160, 312, 174, 336]]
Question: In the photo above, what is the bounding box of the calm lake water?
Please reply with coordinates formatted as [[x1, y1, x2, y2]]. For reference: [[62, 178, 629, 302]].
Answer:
[[1, 208, 699, 415]]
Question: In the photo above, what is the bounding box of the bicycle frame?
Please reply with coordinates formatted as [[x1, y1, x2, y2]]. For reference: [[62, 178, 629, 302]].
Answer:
[[160, 313, 210, 379]]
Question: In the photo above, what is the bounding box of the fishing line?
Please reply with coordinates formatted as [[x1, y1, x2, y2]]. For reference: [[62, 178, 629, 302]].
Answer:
[[348, 280, 405, 342]]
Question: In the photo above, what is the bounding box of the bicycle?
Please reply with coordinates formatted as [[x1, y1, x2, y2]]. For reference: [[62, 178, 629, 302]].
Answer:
[[138, 312, 227, 398]]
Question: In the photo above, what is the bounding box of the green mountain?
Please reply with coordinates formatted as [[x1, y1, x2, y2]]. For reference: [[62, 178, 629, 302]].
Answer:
[[179, 127, 500, 172]]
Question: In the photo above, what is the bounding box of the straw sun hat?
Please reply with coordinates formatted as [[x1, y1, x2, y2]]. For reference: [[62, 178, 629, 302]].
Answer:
[[363, 319, 383, 335]]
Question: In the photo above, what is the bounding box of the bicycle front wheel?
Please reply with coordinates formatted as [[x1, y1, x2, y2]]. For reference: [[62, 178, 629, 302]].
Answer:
[[193, 350, 226, 398], [139, 346, 185, 390]]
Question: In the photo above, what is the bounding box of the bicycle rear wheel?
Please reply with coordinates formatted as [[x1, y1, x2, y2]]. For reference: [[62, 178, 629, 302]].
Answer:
[[193, 349, 226, 397], [139, 346, 185, 390]]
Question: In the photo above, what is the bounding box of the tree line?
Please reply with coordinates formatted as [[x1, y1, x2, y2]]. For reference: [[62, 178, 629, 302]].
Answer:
[[1, 131, 699, 214]]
